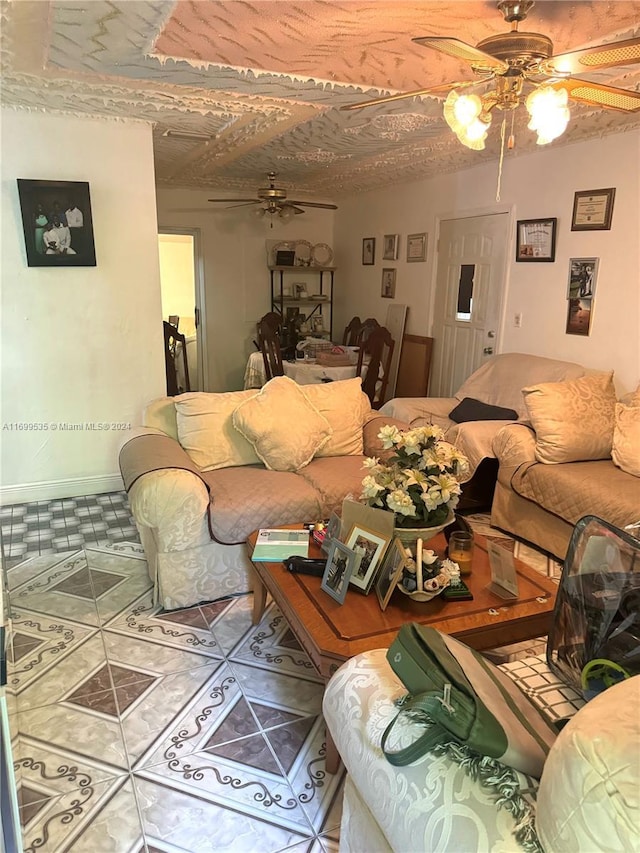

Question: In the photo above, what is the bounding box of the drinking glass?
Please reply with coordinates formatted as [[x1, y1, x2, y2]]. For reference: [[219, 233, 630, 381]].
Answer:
[[449, 530, 474, 576]]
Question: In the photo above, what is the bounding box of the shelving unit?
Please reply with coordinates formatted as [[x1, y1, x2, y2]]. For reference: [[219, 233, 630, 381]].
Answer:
[[269, 266, 336, 341]]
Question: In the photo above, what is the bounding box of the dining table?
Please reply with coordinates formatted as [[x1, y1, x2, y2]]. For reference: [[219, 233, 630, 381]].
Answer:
[[243, 350, 361, 389]]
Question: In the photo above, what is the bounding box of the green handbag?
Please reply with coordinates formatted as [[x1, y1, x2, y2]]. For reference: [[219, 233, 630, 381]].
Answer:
[[382, 623, 557, 778]]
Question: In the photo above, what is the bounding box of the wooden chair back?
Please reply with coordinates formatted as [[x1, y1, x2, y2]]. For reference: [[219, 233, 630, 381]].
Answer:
[[356, 325, 395, 408], [342, 315, 362, 346], [163, 321, 190, 396], [257, 316, 284, 380], [357, 317, 380, 346]]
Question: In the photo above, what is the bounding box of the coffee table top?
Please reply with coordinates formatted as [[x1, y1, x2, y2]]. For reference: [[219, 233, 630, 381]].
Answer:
[[247, 526, 558, 671]]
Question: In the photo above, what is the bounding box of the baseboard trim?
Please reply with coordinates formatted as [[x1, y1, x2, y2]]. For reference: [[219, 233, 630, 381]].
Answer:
[[0, 474, 124, 506]]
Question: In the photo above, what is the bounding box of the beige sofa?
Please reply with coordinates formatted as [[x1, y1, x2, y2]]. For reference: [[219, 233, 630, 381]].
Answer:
[[491, 373, 640, 559], [119, 377, 406, 609]]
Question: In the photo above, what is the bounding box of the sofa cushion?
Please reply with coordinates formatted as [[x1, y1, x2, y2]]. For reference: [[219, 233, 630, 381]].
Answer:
[[537, 676, 640, 853], [612, 397, 640, 478], [449, 397, 518, 423], [202, 465, 323, 544], [174, 390, 260, 471], [510, 458, 640, 531], [522, 371, 616, 463], [297, 455, 368, 516], [232, 376, 332, 472], [302, 378, 370, 457]]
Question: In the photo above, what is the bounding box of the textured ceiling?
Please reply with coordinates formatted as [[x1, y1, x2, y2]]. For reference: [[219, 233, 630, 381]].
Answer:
[[2, 0, 640, 200]]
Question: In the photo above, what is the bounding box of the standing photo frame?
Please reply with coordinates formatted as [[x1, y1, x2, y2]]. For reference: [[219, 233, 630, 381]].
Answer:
[[321, 540, 357, 604], [571, 187, 615, 231], [516, 218, 557, 262], [362, 237, 376, 265], [345, 524, 390, 594], [375, 538, 410, 611], [382, 234, 399, 260], [321, 512, 342, 555], [17, 179, 96, 267]]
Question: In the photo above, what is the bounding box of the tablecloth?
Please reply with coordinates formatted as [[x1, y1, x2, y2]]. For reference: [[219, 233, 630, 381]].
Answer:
[[243, 351, 360, 389]]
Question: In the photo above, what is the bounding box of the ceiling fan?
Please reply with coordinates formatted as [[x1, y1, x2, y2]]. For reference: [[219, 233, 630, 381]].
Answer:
[[342, 0, 640, 150], [207, 172, 338, 225]]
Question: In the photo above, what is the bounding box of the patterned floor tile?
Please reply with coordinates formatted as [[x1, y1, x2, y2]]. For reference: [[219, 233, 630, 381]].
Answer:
[[204, 594, 255, 655], [230, 662, 324, 719]]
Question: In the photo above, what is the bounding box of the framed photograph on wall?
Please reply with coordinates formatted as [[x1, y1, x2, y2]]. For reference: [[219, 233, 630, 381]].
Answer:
[[571, 187, 615, 231], [567, 257, 599, 300], [382, 234, 399, 260], [17, 178, 97, 267], [516, 218, 557, 262], [566, 299, 593, 336], [345, 524, 390, 594], [381, 268, 396, 299], [406, 232, 427, 263], [321, 540, 357, 604], [362, 237, 375, 265]]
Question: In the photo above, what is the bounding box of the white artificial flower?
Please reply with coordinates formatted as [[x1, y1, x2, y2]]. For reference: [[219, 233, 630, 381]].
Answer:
[[421, 550, 439, 566], [386, 489, 416, 517], [377, 424, 400, 449], [362, 456, 380, 470]]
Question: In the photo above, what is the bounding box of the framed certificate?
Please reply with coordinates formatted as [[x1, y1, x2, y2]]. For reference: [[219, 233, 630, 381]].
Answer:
[[406, 232, 427, 262], [515, 218, 557, 262], [571, 188, 615, 231]]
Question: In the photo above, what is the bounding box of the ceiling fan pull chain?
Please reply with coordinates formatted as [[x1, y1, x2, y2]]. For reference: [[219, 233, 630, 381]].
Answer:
[[496, 116, 507, 203], [508, 111, 516, 150]]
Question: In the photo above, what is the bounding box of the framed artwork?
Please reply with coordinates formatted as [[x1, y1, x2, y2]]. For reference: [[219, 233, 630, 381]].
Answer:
[[566, 299, 593, 336], [345, 524, 390, 594], [375, 538, 410, 611], [382, 233, 399, 260], [381, 268, 396, 299], [321, 512, 342, 555], [406, 232, 427, 263], [321, 540, 357, 604], [567, 257, 599, 300], [571, 187, 615, 231], [516, 218, 557, 262], [362, 237, 376, 265], [17, 178, 96, 267]]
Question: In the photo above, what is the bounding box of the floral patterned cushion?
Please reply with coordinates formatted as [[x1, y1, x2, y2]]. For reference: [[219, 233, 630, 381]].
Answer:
[[612, 385, 640, 478]]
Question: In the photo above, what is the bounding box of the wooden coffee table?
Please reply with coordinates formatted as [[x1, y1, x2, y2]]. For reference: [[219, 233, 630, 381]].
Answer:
[[247, 525, 558, 771]]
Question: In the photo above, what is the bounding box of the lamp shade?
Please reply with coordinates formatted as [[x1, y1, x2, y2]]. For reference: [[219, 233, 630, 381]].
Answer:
[[526, 86, 570, 145]]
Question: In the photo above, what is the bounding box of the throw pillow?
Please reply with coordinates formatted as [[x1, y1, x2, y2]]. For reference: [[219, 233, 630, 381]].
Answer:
[[232, 376, 332, 472], [302, 378, 370, 457], [612, 401, 640, 477], [522, 371, 616, 464], [175, 391, 260, 471], [449, 397, 518, 423]]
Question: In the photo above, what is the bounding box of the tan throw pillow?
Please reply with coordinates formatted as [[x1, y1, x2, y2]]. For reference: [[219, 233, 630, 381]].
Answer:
[[522, 371, 616, 464], [232, 376, 332, 471], [302, 378, 370, 457], [175, 391, 260, 471], [612, 401, 640, 477]]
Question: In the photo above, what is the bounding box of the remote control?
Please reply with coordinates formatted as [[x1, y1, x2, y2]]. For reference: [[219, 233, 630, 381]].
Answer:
[[284, 556, 326, 577]]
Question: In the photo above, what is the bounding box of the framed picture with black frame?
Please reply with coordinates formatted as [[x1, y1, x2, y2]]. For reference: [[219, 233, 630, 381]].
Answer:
[[17, 179, 96, 267], [515, 218, 557, 262], [362, 237, 375, 265]]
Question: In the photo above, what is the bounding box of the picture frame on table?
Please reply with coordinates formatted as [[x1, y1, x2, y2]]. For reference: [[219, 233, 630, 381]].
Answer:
[[515, 218, 557, 262], [381, 268, 396, 299], [406, 232, 427, 263], [345, 524, 390, 594], [321, 540, 357, 604], [382, 233, 399, 260], [321, 512, 342, 555], [17, 178, 97, 268], [362, 237, 376, 265], [375, 538, 411, 611], [571, 187, 615, 231]]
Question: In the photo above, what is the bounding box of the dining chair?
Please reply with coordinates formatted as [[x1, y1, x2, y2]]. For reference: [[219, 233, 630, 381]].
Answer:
[[163, 321, 191, 396], [356, 324, 395, 408], [257, 316, 285, 380], [342, 315, 362, 346], [356, 317, 380, 346]]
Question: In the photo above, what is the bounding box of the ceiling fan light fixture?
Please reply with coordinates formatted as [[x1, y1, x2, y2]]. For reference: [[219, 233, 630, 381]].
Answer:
[[526, 86, 570, 144], [444, 90, 483, 133]]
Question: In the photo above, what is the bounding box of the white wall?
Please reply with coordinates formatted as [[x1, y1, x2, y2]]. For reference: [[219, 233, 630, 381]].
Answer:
[[156, 189, 335, 391], [334, 131, 640, 394], [1, 110, 165, 503], [159, 233, 196, 336]]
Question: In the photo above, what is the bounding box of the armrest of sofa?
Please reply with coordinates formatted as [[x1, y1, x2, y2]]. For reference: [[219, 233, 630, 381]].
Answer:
[[492, 423, 538, 475], [378, 397, 458, 430], [119, 431, 208, 493], [363, 415, 411, 458]]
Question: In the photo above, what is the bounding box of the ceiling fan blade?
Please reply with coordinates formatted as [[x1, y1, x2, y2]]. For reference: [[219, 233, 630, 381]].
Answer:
[[288, 200, 338, 209], [291, 206, 306, 215], [412, 36, 508, 73], [543, 36, 640, 76], [207, 198, 260, 204], [340, 80, 470, 111], [552, 78, 640, 112]]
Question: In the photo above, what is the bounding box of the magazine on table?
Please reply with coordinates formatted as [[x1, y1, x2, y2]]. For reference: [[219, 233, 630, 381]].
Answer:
[[252, 528, 310, 561]]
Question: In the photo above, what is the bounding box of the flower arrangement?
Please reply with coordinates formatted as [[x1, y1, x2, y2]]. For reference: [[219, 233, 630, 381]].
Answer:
[[361, 425, 470, 529], [399, 548, 460, 596]]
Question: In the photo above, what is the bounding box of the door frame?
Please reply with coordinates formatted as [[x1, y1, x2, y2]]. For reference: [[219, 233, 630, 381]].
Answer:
[[429, 203, 515, 365], [157, 226, 208, 392]]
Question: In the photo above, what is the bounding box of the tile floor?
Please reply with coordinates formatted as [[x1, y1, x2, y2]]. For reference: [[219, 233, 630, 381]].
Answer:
[[2, 494, 563, 852]]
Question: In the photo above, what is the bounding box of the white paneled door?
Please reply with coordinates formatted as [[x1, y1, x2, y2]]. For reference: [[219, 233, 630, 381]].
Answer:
[[430, 213, 509, 397]]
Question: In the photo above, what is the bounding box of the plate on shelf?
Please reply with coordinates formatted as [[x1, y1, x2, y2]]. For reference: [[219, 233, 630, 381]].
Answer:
[[294, 240, 313, 264], [311, 243, 334, 267]]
